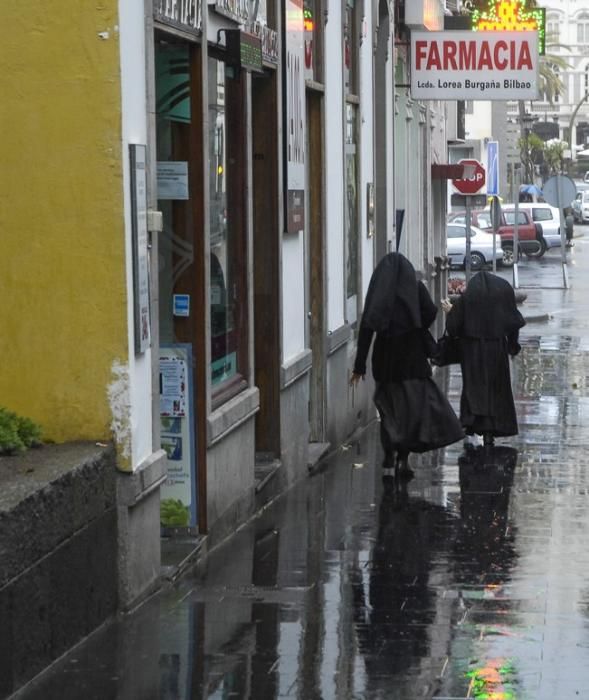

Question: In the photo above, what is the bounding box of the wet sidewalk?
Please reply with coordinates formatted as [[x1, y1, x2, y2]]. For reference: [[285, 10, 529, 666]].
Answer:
[[13, 236, 589, 700]]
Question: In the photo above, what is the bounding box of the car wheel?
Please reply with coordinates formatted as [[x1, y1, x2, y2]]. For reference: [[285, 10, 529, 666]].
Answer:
[[525, 237, 547, 258], [468, 251, 486, 270], [501, 243, 517, 267]]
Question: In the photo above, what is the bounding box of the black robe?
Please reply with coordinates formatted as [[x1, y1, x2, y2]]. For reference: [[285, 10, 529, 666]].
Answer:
[[354, 253, 463, 454], [446, 271, 525, 438]]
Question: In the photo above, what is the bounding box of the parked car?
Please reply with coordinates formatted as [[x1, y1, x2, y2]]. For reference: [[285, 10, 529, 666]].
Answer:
[[516, 203, 562, 250], [448, 209, 544, 265], [446, 223, 503, 270], [572, 190, 589, 223], [448, 210, 492, 229]]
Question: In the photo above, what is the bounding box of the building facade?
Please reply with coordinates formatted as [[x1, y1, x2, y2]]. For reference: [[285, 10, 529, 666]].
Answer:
[[0, 1, 452, 687]]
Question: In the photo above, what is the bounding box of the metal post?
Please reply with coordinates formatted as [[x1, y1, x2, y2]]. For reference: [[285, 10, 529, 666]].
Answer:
[[513, 170, 520, 289], [490, 196, 501, 275], [557, 178, 570, 289], [465, 196, 472, 284]]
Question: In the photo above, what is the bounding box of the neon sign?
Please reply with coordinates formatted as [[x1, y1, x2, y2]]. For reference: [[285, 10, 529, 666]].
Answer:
[[472, 0, 545, 55]]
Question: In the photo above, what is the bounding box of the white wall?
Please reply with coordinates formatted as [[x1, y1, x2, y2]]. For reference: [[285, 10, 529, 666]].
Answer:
[[282, 233, 306, 362], [324, 0, 345, 331], [118, 0, 153, 469], [360, 11, 375, 301], [465, 101, 493, 142]]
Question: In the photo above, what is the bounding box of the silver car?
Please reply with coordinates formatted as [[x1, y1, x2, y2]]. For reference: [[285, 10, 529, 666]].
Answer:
[[446, 223, 503, 269], [572, 190, 589, 223]]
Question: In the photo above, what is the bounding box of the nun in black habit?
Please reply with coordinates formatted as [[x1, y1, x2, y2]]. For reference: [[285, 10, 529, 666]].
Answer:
[[445, 270, 525, 446], [351, 253, 463, 477]]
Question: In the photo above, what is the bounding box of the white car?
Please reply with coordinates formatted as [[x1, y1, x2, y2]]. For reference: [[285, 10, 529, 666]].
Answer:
[[517, 203, 562, 250], [447, 223, 503, 269], [572, 191, 589, 223]]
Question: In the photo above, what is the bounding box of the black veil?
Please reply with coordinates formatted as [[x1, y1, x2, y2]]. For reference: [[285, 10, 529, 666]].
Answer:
[[361, 253, 435, 335]]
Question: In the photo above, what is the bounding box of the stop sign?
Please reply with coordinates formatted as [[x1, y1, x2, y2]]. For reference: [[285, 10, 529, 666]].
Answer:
[[452, 159, 486, 195]]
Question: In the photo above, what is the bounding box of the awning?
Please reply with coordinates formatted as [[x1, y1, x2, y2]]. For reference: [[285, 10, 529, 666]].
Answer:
[[431, 163, 464, 180]]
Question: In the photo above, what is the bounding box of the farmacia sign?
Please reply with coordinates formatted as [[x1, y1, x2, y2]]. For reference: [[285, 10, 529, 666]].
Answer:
[[411, 30, 538, 100]]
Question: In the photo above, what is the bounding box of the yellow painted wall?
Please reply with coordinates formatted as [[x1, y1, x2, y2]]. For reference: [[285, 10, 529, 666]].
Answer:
[[0, 2, 128, 444]]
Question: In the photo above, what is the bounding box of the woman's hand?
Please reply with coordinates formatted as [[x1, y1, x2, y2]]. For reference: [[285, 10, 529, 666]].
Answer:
[[441, 298, 453, 314], [350, 372, 364, 386]]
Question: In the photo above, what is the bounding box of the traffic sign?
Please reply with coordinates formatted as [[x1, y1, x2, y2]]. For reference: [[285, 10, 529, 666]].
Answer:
[[452, 159, 486, 195], [542, 175, 576, 210]]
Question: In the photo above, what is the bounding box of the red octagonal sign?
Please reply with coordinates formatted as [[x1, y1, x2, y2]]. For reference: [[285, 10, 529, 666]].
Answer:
[[452, 159, 486, 195]]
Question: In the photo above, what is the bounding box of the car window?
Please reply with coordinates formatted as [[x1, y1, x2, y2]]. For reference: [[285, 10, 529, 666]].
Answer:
[[531, 208, 553, 221], [504, 211, 527, 225], [451, 215, 466, 225], [476, 212, 492, 228], [583, 192, 589, 202], [447, 226, 464, 239]]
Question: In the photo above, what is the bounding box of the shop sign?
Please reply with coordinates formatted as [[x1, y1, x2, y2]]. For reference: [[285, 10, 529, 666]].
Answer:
[[286, 189, 305, 234], [285, 0, 305, 231], [214, 0, 249, 25], [405, 0, 444, 31], [250, 21, 279, 65], [157, 161, 189, 200], [411, 30, 539, 101], [226, 30, 263, 73], [154, 0, 202, 33], [472, 1, 546, 55]]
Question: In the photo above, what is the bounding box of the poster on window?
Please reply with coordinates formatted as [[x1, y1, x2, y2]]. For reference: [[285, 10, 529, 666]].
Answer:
[[285, 0, 305, 233], [159, 345, 197, 529]]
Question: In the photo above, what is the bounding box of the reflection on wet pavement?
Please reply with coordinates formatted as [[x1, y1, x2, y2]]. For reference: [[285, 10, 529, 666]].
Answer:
[[16, 237, 589, 700]]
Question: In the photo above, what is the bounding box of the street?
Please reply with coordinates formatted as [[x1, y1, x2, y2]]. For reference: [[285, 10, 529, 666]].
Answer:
[[14, 233, 589, 700]]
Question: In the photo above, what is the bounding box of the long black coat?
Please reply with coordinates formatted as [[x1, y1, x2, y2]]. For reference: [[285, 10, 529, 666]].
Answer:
[[446, 271, 525, 437], [354, 253, 463, 453]]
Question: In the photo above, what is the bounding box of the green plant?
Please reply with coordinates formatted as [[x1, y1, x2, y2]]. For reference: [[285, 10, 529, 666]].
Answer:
[[160, 498, 190, 527], [0, 408, 43, 455]]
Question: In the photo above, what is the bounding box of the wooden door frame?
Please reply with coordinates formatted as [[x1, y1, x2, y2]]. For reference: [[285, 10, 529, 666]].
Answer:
[[252, 70, 282, 455], [307, 89, 326, 443], [188, 43, 208, 534]]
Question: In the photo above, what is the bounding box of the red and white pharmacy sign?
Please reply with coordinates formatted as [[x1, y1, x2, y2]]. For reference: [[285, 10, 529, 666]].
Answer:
[[411, 30, 539, 101]]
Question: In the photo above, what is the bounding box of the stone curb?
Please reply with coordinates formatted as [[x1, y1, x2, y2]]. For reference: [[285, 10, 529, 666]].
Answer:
[[523, 312, 551, 323]]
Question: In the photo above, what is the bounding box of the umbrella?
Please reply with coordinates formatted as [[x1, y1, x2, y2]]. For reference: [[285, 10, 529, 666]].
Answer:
[[520, 184, 543, 196]]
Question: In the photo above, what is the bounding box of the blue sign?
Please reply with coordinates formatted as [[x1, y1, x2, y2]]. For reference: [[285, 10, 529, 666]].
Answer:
[[173, 294, 190, 317], [487, 141, 499, 196]]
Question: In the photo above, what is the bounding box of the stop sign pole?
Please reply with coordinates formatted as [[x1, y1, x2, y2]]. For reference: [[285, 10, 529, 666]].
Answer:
[[452, 160, 486, 283]]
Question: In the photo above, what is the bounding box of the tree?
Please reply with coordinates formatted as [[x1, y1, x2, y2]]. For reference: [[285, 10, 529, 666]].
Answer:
[[543, 138, 567, 176], [518, 131, 544, 183]]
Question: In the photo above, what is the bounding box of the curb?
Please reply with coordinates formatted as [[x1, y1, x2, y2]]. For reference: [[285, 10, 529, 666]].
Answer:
[[523, 312, 551, 323]]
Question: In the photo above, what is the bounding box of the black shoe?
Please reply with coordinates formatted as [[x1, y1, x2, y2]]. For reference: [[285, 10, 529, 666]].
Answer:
[[396, 453, 414, 481], [483, 433, 495, 447]]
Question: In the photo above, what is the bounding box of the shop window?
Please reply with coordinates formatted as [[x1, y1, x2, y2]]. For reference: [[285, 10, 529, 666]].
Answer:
[[344, 0, 360, 96], [345, 103, 359, 324], [208, 58, 249, 401], [155, 43, 193, 346]]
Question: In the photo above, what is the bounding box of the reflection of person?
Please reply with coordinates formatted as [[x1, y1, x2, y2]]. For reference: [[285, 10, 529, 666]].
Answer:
[[352, 482, 456, 693], [210, 250, 227, 341], [455, 446, 517, 585], [351, 253, 463, 478], [445, 271, 525, 448]]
